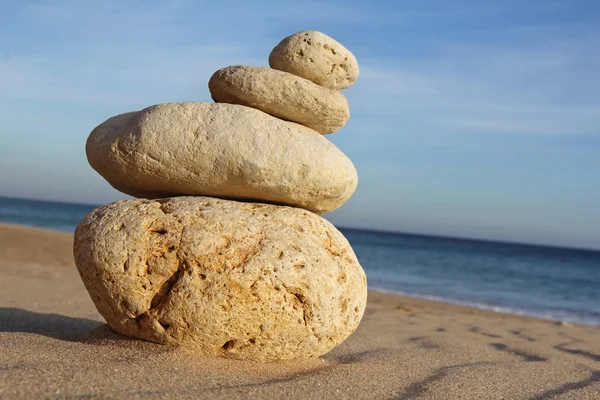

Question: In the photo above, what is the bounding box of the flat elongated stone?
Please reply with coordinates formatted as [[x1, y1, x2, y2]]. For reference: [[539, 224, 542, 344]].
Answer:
[[269, 30, 359, 90], [209, 65, 349, 134], [73, 197, 368, 361], [86, 102, 358, 214]]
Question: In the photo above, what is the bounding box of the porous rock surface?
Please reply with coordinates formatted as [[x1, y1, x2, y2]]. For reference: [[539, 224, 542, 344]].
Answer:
[[269, 30, 359, 90], [73, 196, 368, 361], [209, 65, 349, 134], [86, 102, 358, 214]]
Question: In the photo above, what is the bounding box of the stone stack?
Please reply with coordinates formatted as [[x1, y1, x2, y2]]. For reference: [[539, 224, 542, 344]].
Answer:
[[74, 31, 367, 361]]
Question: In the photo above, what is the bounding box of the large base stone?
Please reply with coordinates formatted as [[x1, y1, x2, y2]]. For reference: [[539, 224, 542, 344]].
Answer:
[[73, 196, 367, 361]]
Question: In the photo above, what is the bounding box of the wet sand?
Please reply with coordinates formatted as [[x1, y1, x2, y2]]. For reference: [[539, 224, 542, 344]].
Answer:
[[1, 223, 599, 399]]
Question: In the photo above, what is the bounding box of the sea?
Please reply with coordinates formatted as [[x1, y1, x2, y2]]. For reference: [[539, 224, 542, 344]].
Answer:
[[1, 196, 599, 326]]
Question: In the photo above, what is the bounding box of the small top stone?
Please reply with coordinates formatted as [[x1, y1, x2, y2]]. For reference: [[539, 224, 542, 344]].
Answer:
[[269, 30, 359, 90]]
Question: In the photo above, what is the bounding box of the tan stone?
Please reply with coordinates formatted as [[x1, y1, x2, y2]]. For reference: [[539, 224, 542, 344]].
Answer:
[[269, 30, 359, 90], [73, 196, 368, 361], [209, 65, 349, 134], [86, 102, 358, 214]]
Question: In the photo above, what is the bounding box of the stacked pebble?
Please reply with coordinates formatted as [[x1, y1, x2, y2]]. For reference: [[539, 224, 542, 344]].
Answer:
[[74, 31, 367, 361]]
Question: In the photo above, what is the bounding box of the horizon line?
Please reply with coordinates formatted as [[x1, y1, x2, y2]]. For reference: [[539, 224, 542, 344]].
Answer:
[[1, 194, 599, 254]]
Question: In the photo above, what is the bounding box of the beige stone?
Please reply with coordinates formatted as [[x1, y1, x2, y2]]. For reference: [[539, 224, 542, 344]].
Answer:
[[86, 102, 357, 214], [209, 65, 349, 134], [73, 196, 368, 361], [269, 30, 359, 90]]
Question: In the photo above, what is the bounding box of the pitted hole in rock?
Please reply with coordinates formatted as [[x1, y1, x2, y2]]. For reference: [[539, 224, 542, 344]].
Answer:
[[284, 288, 309, 325], [341, 299, 349, 314], [293, 292, 306, 306], [249, 338, 256, 344], [159, 321, 170, 331], [150, 229, 168, 235], [134, 313, 145, 328], [221, 340, 236, 352]]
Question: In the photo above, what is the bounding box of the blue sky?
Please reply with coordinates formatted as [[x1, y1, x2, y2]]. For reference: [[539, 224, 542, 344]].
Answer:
[[1, 0, 599, 249]]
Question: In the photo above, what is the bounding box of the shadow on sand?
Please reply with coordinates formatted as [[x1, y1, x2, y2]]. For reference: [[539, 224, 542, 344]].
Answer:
[[0, 307, 104, 342]]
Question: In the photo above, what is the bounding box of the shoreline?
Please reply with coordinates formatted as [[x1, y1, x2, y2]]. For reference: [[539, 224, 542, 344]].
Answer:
[[368, 288, 598, 328], [367, 289, 588, 329]]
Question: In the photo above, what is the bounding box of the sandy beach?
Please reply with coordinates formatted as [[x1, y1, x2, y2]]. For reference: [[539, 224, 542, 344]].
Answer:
[[1, 222, 599, 399]]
